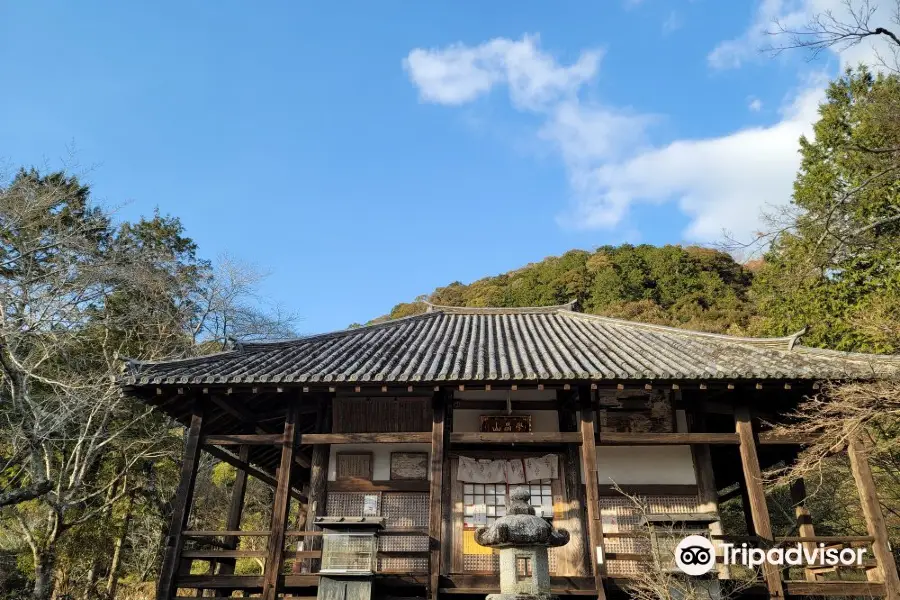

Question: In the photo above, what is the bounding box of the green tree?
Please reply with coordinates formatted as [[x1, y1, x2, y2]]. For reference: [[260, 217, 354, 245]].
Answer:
[[0, 170, 204, 600], [750, 68, 900, 353], [0, 169, 296, 600]]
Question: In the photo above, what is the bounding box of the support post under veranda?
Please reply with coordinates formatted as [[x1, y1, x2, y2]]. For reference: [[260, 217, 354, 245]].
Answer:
[[217, 444, 250, 595], [262, 405, 300, 600], [302, 394, 331, 574], [847, 434, 900, 600], [788, 476, 821, 583], [157, 404, 204, 600], [578, 385, 608, 600], [689, 410, 729, 579], [428, 390, 448, 600], [734, 405, 784, 599]]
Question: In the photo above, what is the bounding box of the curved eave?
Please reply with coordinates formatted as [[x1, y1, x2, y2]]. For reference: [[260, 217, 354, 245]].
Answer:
[[119, 306, 900, 388]]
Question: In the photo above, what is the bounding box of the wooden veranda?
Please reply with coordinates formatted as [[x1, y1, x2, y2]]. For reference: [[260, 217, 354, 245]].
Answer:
[[119, 304, 900, 600]]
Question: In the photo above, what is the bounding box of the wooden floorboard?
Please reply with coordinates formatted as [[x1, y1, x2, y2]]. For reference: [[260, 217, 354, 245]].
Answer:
[[177, 575, 263, 589], [175, 574, 888, 597], [783, 580, 887, 596]]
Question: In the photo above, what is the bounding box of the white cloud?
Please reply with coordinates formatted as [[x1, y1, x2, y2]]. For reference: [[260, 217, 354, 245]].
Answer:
[[663, 11, 683, 34], [404, 35, 826, 243], [403, 35, 602, 110], [708, 0, 803, 69], [708, 0, 896, 70], [401, 10, 886, 245], [748, 97, 763, 111], [562, 85, 824, 239]]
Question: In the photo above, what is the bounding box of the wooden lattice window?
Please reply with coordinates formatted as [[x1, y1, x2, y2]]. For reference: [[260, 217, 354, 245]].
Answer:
[[463, 481, 553, 528], [336, 453, 373, 480]]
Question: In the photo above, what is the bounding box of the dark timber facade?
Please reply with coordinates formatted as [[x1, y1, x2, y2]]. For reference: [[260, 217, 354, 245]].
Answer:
[[119, 303, 900, 600]]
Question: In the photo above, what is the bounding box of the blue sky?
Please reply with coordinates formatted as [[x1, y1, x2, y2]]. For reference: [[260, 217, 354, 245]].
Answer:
[[0, 1, 882, 333]]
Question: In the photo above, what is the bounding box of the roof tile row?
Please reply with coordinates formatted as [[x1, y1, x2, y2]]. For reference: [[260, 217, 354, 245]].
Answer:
[[121, 305, 900, 386]]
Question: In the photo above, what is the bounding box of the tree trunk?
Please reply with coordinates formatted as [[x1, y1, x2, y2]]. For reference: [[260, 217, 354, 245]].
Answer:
[[33, 555, 55, 600], [82, 563, 98, 600], [106, 494, 135, 600]]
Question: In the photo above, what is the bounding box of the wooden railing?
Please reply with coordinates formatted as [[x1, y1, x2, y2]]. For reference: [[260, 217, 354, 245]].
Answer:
[[180, 528, 431, 575]]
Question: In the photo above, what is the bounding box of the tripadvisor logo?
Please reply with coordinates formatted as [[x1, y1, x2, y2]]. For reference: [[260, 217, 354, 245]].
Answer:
[[674, 535, 868, 576], [675, 536, 716, 575]]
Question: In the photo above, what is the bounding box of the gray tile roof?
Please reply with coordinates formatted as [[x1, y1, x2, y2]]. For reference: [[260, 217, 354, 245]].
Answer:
[[120, 303, 900, 386]]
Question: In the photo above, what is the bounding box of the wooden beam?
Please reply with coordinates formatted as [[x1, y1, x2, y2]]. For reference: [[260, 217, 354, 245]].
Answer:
[[208, 394, 310, 468], [737, 477, 757, 538], [283, 551, 323, 560], [597, 432, 739, 445], [301, 432, 432, 444], [776, 535, 873, 544], [184, 530, 323, 537], [182, 550, 265, 559], [758, 432, 821, 445], [261, 406, 299, 600], [157, 406, 204, 600], [201, 445, 306, 502], [578, 389, 607, 600], [717, 485, 742, 504], [203, 434, 284, 445], [848, 435, 900, 599], [326, 479, 430, 492], [689, 411, 728, 579], [789, 477, 821, 582], [440, 401, 454, 579], [176, 575, 264, 590], [735, 406, 784, 599], [559, 398, 589, 577], [442, 574, 596, 593], [184, 531, 270, 537], [596, 484, 698, 496], [303, 396, 330, 573], [451, 400, 559, 411], [428, 392, 447, 600], [451, 432, 582, 444], [217, 445, 250, 591], [782, 580, 886, 596], [208, 393, 260, 423]]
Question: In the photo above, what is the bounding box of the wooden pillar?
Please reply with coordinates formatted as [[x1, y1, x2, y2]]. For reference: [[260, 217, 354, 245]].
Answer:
[[262, 406, 299, 600], [428, 390, 448, 600], [578, 386, 607, 600], [558, 393, 589, 576], [304, 396, 331, 572], [157, 406, 204, 600], [689, 411, 729, 579], [217, 444, 250, 588], [734, 406, 783, 598], [848, 435, 900, 599], [788, 476, 821, 582], [737, 477, 757, 537], [440, 400, 454, 578]]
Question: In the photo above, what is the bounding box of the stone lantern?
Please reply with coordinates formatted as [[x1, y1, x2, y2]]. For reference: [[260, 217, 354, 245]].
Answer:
[[474, 487, 570, 600]]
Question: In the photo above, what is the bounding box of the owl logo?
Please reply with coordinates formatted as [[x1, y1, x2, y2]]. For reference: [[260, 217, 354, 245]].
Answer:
[[674, 535, 716, 576]]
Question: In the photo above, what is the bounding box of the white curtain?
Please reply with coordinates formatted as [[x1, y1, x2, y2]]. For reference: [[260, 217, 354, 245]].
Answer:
[[457, 454, 558, 483]]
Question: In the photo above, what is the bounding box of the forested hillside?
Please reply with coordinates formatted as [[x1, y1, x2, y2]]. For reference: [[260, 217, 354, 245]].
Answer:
[[2, 14, 899, 600], [369, 245, 758, 335]]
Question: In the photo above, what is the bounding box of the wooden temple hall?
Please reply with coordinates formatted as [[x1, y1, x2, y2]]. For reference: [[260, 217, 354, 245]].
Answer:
[[118, 303, 900, 600]]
